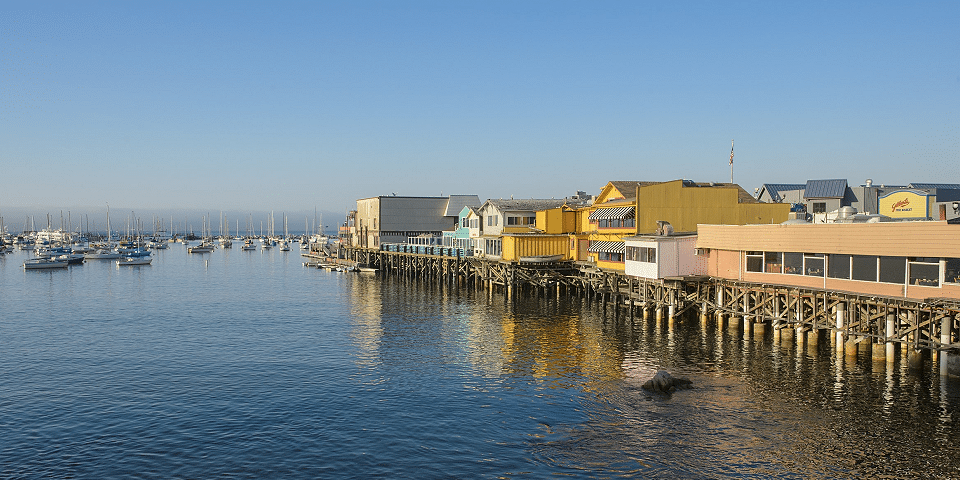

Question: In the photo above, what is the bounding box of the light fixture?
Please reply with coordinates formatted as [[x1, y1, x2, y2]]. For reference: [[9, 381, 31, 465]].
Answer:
[[953, 201, 959, 214]]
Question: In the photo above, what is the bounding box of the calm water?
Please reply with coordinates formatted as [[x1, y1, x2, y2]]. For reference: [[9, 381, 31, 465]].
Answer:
[[2, 245, 960, 478]]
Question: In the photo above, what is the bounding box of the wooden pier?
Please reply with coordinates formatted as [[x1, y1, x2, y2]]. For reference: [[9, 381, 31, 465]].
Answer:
[[329, 246, 960, 374]]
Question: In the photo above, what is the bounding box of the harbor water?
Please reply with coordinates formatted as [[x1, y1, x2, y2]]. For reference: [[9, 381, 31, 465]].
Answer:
[[2, 245, 960, 478]]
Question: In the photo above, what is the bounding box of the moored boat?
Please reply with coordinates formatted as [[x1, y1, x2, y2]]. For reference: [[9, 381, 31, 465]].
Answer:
[[117, 256, 152, 266], [84, 248, 123, 260], [23, 257, 69, 269], [188, 242, 215, 254]]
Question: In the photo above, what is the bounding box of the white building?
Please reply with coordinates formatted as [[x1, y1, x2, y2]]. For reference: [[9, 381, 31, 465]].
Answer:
[[623, 233, 705, 280]]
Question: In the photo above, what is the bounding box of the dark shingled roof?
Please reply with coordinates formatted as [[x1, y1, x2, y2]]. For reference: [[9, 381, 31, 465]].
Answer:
[[486, 199, 569, 212], [804, 179, 847, 199]]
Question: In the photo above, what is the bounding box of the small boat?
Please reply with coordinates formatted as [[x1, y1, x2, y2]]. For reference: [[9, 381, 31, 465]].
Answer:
[[241, 239, 256, 251], [279, 241, 290, 251], [147, 241, 168, 250], [188, 242, 215, 254], [23, 257, 69, 269], [117, 256, 152, 266], [84, 249, 123, 260]]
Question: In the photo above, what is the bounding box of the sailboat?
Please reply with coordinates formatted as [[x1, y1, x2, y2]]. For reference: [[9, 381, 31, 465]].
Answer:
[[85, 204, 122, 259], [188, 215, 215, 253], [220, 212, 232, 248]]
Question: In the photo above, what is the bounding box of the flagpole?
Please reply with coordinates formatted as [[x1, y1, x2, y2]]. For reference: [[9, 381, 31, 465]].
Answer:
[[729, 139, 735, 184]]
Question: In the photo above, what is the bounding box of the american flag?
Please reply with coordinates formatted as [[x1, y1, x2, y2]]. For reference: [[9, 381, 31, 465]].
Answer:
[[729, 140, 734, 165]]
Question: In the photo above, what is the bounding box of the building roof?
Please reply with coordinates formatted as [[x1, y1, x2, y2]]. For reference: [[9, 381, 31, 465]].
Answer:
[[607, 181, 662, 201], [485, 198, 569, 212], [688, 182, 759, 204], [909, 183, 960, 190], [444, 195, 481, 216], [760, 183, 805, 202], [804, 179, 848, 199]]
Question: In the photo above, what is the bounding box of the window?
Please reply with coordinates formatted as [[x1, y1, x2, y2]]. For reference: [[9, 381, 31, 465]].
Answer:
[[879, 256, 906, 284], [597, 218, 636, 229], [851, 255, 877, 282], [626, 246, 655, 262], [485, 238, 502, 256], [946, 258, 960, 285], [812, 202, 826, 213], [506, 215, 535, 226], [908, 257, 940, 287], [828, 254, 851, 279], [487, 216, 492, 227], [599, 252, 624, 262], [784, 252, 803, 275], [764, 252, 783, 273], [804, 253, 824, 277], [746, 251, 763, 273]]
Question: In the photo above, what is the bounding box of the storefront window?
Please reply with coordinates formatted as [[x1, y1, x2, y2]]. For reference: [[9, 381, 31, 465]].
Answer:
[[764, 252, 782, 273], [804, 253, 824, 277], [908, 258, 940, 287], [879, 256, 906, 284], [784, 252, 803, 275], [946, 258, 960, 285], [828, 254, 851, 279], [851, 255, 877, 282]]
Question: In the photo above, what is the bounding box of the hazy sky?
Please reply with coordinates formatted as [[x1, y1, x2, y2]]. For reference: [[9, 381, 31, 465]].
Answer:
[[2, 1, 958, 218]]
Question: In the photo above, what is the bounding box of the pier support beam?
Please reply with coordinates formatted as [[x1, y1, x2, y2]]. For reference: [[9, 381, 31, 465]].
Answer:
[[886, 314, 896, 364], [742, 294, 751, 333], [941, 315, 953, 377], [834, 303, 846, 352]]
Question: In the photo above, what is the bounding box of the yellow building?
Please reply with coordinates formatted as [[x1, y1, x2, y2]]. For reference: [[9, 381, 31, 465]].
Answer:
[[582, 180, 789, 272], [583, 181, 661, 271], [635, 180, 789, 233]]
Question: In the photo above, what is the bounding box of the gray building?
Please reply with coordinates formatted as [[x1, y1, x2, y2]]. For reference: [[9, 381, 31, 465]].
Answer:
[[757, 179, 960, 222], [353, 194, 481, 248]]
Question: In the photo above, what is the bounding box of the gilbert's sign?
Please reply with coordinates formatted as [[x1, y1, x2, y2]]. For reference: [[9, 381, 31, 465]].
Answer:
[[879, 190, 930, 218]]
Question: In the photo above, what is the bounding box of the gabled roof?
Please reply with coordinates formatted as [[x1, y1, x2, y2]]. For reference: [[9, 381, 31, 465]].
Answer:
[[444, 195, 482, 216], [804, 179, 847, 199], [484, 198, 569, 212], [596, 181, 661, 204], [909, 183, 960, 190], [759, 183, 805, 202]]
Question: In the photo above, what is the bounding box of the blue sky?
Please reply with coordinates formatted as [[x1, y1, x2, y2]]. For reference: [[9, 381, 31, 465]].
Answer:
[[2, 0, 958, 222]]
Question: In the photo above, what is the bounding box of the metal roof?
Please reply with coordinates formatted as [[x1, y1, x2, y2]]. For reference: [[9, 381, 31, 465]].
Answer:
[[760, 183, 805, 202], [588, 206, 635, 220], [804, 179, 847, 199], [587, 240, 624, 254], [908, 183, 960, 190], [444, 195, 481, 216]]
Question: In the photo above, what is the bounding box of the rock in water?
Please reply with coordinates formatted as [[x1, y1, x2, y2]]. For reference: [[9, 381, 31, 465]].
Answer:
[[642, 370, 692, 394]]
